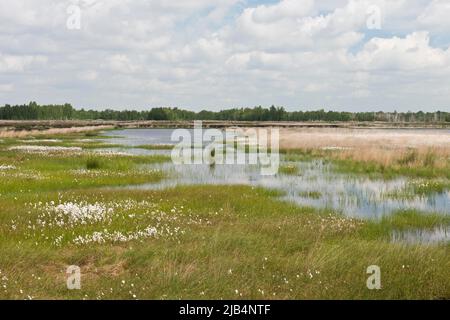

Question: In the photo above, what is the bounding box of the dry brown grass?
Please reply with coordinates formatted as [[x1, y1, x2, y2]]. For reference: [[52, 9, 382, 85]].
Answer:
[[276, 128, 450, 167], [0, 125, 114, 138], [334, 146, 450, 168], [278, 128, 450, 149]]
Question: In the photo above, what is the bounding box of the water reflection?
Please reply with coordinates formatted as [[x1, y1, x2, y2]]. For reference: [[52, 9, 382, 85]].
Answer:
[[103, 129, 450, 219], [103, 128, 180, 146], [128, 160, 450, 219], [391, 227, 450, 245]]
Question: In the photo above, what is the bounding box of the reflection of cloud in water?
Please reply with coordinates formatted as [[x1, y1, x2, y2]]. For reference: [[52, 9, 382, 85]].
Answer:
[[392, 227, 450, 245], [104, 129, 450, 219], [133, 160, 450, 219]]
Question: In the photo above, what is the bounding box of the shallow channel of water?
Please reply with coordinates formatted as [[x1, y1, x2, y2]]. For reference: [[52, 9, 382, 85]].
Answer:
[[103, 129, 450, 217]]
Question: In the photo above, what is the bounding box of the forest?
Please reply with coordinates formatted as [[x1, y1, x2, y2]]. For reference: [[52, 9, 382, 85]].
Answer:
[[0, 101, 449, 122]]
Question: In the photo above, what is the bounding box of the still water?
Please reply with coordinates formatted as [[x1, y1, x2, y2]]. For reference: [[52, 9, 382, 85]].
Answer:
[[103, 129, 450, 220], [391, 226, 450, 245]]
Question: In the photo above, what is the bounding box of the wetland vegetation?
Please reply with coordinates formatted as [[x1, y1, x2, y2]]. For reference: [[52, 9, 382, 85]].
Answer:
[[0, 127, 448, 300]]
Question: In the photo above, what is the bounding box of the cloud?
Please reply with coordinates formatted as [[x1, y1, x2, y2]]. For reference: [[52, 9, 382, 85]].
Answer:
[[352, 32, 449, 71], [0, 0, 449, 111], [250, 0, 315, 23], [0, 84, 14, 92], [418, 0, 450, 31], [0, 54, 48, 72]]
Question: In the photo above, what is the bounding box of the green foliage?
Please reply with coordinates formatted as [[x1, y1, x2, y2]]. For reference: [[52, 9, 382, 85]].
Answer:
[[299, 191, 322, 199], [398, 150, 418, 165], [0, 132, 449, 299], [1, 185, 449, 299], [423, 151, 437, 167], [86, 158, 103, 170], [278, 164, 300, 175], [1, 102, 449, 122], [410, 180, 447, 195], [137, 144, 174, 150]]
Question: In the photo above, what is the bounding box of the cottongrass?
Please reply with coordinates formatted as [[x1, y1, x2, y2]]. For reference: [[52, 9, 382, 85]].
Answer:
[[0, 170, 43, 180], [22, 198, 203, 247], [18, 139, 62, 143], [91, 149, 131, 156], [73, 226, 158, 245], [76, 139, 97, 142], [1, 269, 8, 291], [40, 201, 114, 227], [410, 180, 446, 194], [70, 168, 161, 178], [306, 214, 363, 234], [9, 145, 82, 153], [0, 165, 16, 171]]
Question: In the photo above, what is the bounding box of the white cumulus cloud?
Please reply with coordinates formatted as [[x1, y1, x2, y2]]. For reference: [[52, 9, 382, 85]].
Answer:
[[0, 0, 449, 111]]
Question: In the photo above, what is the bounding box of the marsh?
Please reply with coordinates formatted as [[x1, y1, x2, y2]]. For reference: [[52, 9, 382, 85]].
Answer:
[[0, 127, 448, 300]]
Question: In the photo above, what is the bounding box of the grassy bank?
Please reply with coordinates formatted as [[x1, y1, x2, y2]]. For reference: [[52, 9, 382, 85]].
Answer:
[[0, 130, 448, 300], [281, 148, 450, 180], [0, 186, 448, 299]]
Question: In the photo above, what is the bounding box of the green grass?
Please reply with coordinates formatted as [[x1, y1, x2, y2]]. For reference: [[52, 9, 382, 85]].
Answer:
[[410, 180, 447, 195], [137, 144, 174, 150], [0, 132, 448, 300], [359, 210, 450, 240], [0, 154, 168, 194], [9, 139, 125, 150], [0, 134, 170, 194], [332, 158, 450, 180], [397, 150, 418, 166], [86, 157, 103, 170], [280, 148, 319, 162], [278, 164, 300, 175], [0, 186, 448, 300], [84, 131, 99, 137], [280, 148, 450, 180], [299, 191, 322, 199], [381, 180, 448, 200]]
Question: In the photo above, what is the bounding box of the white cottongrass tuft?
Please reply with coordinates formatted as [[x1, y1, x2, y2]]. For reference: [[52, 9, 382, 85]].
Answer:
[[22, 199, 204, 247], [9, 145, 82, 153], [0, 165, 16, 170], [34, 201, 115, 228], [91, 149, 130, 156], [19, 139, 62, 143], [73, 227, 158, 245]]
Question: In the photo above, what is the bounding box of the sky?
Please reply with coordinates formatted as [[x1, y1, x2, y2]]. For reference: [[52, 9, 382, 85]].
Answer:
[[0, 0, 449, 112]]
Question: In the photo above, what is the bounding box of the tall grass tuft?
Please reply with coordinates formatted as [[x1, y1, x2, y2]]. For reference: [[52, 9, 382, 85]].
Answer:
[[423, 150, 437, 167], [86, 157, 103, 170], [398, 149, 418, 166], [279, 164, 299, 175]]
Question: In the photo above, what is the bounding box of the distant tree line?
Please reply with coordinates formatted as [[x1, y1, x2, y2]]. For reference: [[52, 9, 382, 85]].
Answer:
[[1, 102, 449, 123]]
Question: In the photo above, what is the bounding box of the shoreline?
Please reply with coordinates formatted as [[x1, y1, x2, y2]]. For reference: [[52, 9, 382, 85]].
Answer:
[[1, 119, 449, 131]]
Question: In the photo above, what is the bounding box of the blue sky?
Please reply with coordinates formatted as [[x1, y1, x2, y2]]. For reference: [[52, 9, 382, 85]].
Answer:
[[0, 0, 449, 112]]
